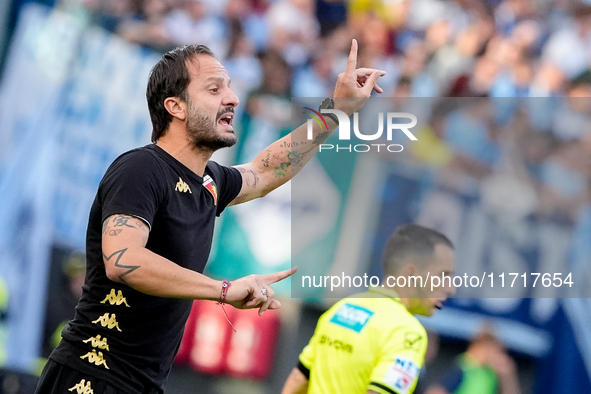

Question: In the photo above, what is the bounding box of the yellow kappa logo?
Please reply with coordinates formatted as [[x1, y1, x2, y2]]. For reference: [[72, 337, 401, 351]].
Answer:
[[80, 349, 109, 369], [175, 177, 192, 193], [92, 313, 122, 332], [68, 379, 94, 394], [83, 335, 110, 351], [100, 289, 130, 307]]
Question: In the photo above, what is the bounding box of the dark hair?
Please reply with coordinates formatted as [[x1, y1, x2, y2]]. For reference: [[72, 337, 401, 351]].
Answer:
[[382, 224, 453, 275], [146, 44, 215, 142]]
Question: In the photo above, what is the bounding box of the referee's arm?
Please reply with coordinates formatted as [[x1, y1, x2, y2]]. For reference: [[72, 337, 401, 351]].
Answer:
[[282, 366, 309, 394]]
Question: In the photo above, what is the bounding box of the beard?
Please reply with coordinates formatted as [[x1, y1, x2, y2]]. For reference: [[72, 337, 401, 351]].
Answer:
[[186, 100, 237, 151]]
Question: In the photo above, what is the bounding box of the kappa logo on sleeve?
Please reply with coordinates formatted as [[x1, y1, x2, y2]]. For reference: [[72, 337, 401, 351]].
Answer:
[[382, 357, 421, 394], [329, 303, 374, 332]]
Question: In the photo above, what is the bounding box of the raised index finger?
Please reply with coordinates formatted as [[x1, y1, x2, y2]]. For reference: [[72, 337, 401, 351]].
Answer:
[[263, 266, 299, 285], [346, 39, 358, 75]]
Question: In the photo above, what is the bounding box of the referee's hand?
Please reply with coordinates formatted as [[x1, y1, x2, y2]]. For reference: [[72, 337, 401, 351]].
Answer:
[[333, 39, 386, 115], [225, 267, 298, 316]]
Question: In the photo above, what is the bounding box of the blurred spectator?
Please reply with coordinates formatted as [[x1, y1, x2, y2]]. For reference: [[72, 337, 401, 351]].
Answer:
[[428, 23, 491, 96], [291, 45, 336, 98], [542, 3, 591, 81], [443, 101, 501, 179], [88, 0, 140, 33], [41, 251, 85, 359], [357, 16, 399, 94], [237, 51, 292, 161], [348, 0, 410, 31], [537, 139, 590, 221], [266, 0, 319, 67], [223, 22, 263, 117], [315, 0, 347, 36], [163, 0, 228, 57], [410, 102, 454, 168], [570, 130, 591, 279], [415, 331, 442, 394], [425, 329, 521, 394], [117, 0, 174, 51], [56, 0, 591, 105]]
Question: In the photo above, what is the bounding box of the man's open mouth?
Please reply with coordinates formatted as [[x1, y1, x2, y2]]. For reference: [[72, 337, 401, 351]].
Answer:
[[218, 113, 233, 126]]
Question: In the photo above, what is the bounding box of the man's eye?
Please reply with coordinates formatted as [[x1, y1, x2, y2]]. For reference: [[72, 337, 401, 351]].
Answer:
[[210, 88, 219, 93]]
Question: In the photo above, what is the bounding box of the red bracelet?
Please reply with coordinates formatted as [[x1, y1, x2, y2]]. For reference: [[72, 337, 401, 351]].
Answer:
[[217, 280, 236, 332], [218, 280, 231, 304]]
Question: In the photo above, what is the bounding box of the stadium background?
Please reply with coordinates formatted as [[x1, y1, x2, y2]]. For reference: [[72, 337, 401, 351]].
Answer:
[[1, 0, 591, 393]]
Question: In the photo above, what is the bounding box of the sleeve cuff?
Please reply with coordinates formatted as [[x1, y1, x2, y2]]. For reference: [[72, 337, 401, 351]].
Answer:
[[297, 361, 310, 380], [368, 382, 398, 394]]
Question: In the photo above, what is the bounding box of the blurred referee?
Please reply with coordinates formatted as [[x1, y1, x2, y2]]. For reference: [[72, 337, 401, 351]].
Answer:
[[282, 224, 456, 394]]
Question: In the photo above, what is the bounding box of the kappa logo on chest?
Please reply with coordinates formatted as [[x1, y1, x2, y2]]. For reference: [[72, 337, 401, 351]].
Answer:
[[175, 177, 192, 193]]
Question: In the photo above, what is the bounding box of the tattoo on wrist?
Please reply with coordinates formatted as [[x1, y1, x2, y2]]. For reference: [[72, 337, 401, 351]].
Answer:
[[312, 132, 331, 145]]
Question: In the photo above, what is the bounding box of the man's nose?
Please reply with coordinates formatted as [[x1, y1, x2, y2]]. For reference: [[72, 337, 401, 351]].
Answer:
[[223, 88, 239, 107]]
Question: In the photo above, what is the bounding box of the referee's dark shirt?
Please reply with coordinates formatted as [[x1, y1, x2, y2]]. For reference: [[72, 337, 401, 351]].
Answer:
[[50, 144, 242, 394]]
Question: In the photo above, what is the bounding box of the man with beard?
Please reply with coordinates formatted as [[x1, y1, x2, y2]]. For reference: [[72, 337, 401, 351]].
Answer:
[[35, 41, 385, 394]]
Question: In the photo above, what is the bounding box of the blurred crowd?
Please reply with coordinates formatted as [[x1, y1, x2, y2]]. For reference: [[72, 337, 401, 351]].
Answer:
[[53, 0, 591, 258], [56, 0, 591, 99]]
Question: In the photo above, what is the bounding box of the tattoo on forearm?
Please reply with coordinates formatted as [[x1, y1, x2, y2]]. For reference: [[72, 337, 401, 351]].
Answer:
[[273, 162, 290, 178], [279, 141, 302, 148], [266, 131, 331, 179], [271, 145, 319, 178], [108, 229, 122, 236], [103, 248, 140, 284], [288, 150, 305, 167], [262, 150, 271, 168]]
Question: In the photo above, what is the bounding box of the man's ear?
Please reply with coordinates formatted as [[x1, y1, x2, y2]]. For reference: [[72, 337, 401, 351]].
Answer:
[[164, 97, 187, 121], [400, 262, 419, 277]]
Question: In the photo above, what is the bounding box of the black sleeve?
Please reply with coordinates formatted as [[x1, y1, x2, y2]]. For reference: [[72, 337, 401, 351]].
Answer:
[[297, 361, 310, 380], [206, 161, 242, 216], [99, 149, 166, 228]]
